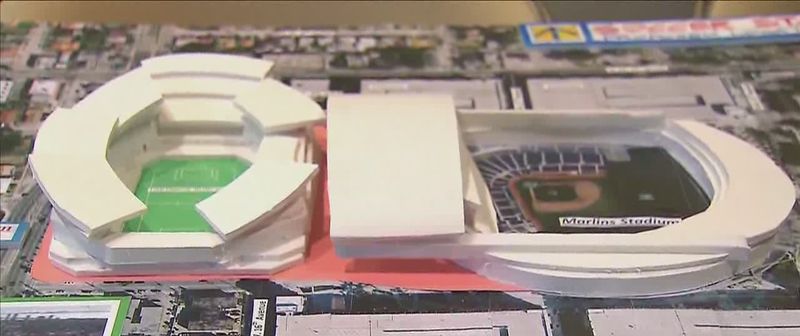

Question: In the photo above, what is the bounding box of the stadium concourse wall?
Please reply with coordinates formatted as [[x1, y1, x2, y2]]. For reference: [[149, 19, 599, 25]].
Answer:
[[327, 94, 795, 297], [48, 189, 312, 269]]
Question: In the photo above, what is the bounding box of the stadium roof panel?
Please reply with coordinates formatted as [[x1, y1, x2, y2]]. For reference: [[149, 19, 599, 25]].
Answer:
[[159, 97, 244, 129], [234, 78, 325, 133], [327, 94, 466, 239], [152, 76, 262, 98], [30, 154, 146, 235], [73, 67, 163, 128], [142, 53, 274, 80], [32, 107, 118, 157]]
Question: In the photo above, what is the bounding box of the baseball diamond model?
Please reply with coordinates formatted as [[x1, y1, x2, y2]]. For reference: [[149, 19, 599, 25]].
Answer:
[[474, 145, 710, 234], [327, 94, 796, 297]]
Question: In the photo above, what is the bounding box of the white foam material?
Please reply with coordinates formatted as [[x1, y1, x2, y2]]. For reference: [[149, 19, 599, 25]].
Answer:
[[197, 160, 317, 238], [34, 53, 319, 275], [328, 94, 466, 239], [234, 78, 325, 132]]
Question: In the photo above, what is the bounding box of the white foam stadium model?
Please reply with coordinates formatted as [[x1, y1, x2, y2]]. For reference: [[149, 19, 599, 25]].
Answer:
[[31, 54, 324, 275], [327, 94, 796, 298]]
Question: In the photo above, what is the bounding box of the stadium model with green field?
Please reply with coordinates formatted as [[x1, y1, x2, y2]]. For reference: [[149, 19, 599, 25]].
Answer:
[[29, 53, 323, 275], [329, 94, 795, 297], [473, 144, 710, 234], [123, 157, 250, 233]]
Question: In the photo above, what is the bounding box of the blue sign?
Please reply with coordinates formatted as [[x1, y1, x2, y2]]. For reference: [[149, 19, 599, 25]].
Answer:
[[0, 222, 29, 249], [521, 15, 800, 49]]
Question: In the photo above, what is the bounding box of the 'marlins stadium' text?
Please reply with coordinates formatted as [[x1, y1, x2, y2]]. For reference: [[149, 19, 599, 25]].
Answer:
[[559, 216, 682, 228]]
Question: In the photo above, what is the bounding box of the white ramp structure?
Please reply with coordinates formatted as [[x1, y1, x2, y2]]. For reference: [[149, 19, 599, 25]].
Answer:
[[31, 53, 324, 275], [327, 94, 795, 297]]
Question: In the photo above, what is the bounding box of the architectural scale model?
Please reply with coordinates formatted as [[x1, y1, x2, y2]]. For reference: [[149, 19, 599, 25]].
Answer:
[[2, 17, 798, 334], [327, 94, 796, 297], [29, 53, 324, 275]]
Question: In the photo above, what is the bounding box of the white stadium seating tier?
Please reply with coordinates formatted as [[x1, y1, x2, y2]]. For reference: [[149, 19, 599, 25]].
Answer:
[[652, 120, 796, 245], [31, 153, 146, 234], [142, 53, 273, 80], [456, 257, 735, 297], [48, 196, 313, 267], [197, 160, 318, 239], [32, 107, 118, 158], [234, 78, 325, 132], [159, 97, 244, 129], [152, 76, 262, 98], [75, 67, 163, 128], [31, 105, 145, 236], [34, 53, 321, 275]]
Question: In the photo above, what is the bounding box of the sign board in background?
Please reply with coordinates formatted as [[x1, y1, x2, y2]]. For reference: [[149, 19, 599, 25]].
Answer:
[[250, 298, 269, 336], [559, 217, 682, 228], [0, 222, 28, 249], [0, 296, 131, 336], [521, 14, 800, 48]]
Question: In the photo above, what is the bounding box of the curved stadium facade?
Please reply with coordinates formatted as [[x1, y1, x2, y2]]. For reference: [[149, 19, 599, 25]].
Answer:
[[31, 54, 323, 275]]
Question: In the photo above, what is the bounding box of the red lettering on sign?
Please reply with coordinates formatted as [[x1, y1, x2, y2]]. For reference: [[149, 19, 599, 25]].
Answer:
[[689, 21, 712, 31], [710, 20, 732, 31], [645, 24, 665, 34], [665, 22, 689, 33], [559, 16, 797, 44], [592, 24, 620, 36], [621, 24, 647, 33], [753, 17, 779, 29]]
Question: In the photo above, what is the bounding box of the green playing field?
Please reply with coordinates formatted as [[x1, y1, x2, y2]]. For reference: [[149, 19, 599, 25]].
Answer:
[[122, 157, 250, 233]]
